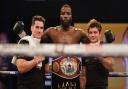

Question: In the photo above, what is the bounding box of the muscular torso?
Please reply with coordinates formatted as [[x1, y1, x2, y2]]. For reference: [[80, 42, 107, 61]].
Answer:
[[42, 26, 89, 44], [41, 26, 89, 89]]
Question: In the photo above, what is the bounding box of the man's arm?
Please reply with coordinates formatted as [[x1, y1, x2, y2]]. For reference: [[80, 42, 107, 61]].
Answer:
[[45, 57, 52, 73], [41, 28, 52, 72], [16, 58, 37, 74], [41, 28, 52, 43], [80, 57, 86, 89], [16, 55, 45, 74], [45, 64, 52, 73], [11, 40, 29, 65], [81, 30, 90, 44], [80, 66, 86, 89], [99, 57, 114, 72]]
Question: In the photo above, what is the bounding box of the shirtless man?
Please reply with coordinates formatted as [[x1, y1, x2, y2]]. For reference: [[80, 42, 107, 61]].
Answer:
[[41, 4, 90, 89]]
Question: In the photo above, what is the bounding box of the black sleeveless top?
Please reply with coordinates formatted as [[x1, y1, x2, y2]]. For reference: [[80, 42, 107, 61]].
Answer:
[[17, 39, 45, 89], [82, 56, 108, 87], [17, 56, 45, 89]]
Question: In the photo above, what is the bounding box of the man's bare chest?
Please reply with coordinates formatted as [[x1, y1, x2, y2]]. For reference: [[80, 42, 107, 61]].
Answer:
[[50, 31, 81, 44]]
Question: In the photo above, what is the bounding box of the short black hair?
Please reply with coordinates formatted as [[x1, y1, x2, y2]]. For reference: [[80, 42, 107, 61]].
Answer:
[[60, 4, 72, 13]]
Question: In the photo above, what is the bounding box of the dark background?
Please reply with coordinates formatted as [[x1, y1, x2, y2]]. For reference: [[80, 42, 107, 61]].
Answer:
[[1, 0, 128, 42], [0, 1, 128, 89]]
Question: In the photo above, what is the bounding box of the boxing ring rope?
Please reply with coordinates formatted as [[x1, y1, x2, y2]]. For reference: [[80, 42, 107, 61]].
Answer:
[[0, 71, 18, 75], [0, 44, 128, 77], [0, 71, 128, 77], [109, 72, 128, 77], [0, 44, 128, 57]]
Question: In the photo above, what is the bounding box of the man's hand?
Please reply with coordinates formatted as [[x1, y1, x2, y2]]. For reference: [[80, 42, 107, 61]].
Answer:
[[97, 56, 114, 72], [33, 55, 45, 64], [45, 64, 52, 73]]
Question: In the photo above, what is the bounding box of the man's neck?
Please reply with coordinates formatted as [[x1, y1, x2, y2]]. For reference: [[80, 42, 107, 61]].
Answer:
[[60, 25, 72, 31], [31, 35, 40, 43], [90, 40, 101, 46]]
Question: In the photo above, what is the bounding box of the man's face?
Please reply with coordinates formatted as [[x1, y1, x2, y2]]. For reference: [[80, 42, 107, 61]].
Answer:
[[60, 7, 72, 27], [31, 21, 44, 39], [88, 27, 101, 43]]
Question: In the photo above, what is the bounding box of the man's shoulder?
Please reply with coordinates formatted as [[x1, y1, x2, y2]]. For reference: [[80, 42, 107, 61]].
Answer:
[[74, 27, 83, 31], [47, 27, 57, 30], [19, 35, 37, 47], [45, 26, 62, 34], [46, 26, 59, 31], [44, 27, 56, 34], [73, 27, 87, 34], [18, 36, 32, 44], [73, 27, 85, 32], [21, 36, 31, 39]]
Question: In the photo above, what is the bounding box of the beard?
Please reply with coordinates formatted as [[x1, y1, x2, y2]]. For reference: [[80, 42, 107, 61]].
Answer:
[[60, 19, 72, 29]]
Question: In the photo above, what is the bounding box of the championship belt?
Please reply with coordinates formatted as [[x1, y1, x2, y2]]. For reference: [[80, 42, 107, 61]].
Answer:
[[52, 56, 81, 79]]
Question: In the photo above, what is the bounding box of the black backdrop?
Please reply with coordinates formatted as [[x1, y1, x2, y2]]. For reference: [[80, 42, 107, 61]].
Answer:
[[1, 0, 128, 42]]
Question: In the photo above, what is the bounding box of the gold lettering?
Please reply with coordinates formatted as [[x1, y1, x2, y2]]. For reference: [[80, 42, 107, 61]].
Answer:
[[58, 83, 60, 88], [74, 82, 76, 86], [62, 82, 65, 87], [57, 82, 78, 89], [70, 82, 74, 86], [66, 82, 69, 86]]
